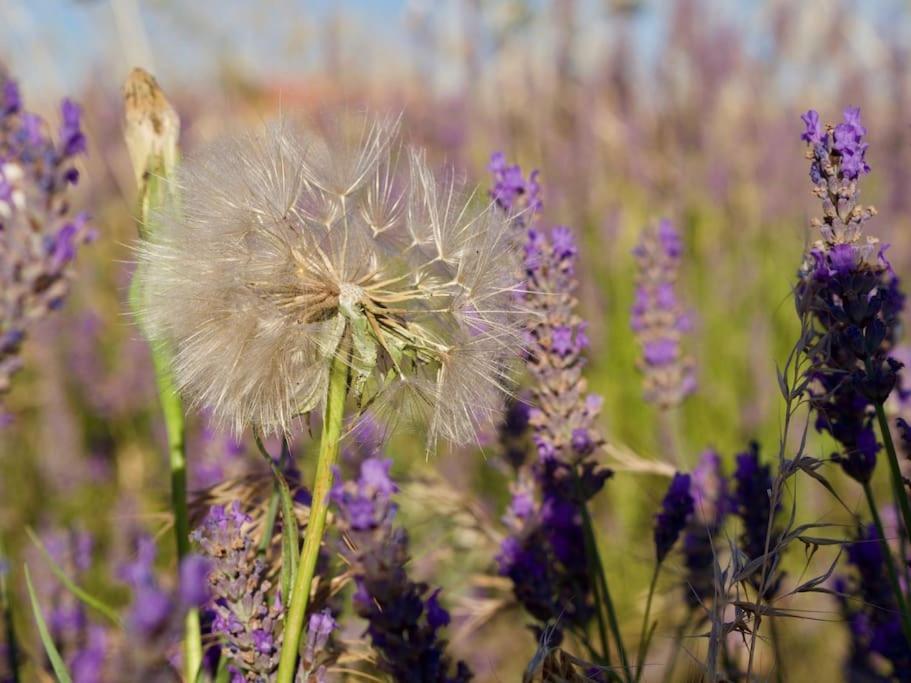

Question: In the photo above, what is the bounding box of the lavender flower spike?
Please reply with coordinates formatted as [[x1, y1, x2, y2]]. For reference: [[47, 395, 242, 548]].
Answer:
[[489, 153, 612, 641], [192, 503, 284, 681], [631, 218, 696, 408], [653, 472, 694, 563], [796, 108, 904, 484], [333, 457, 472, 682], [0, 71, 94, 396]]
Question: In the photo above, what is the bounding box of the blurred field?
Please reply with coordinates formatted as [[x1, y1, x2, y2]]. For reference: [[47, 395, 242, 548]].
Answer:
[[3, 1, 911, 680]]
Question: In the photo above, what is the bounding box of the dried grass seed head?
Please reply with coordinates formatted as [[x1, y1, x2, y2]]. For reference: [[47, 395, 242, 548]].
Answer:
[[135, 115, 525, 446]]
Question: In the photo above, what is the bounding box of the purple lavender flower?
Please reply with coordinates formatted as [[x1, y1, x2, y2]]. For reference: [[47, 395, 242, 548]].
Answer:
[[178, 555, 211, 608], [118, 536, 174, 639], [732, 443, 782, 598], [488, 152, 541, 224], [800, 109, 825, 145], [0, 71, 94, 397], [796, 109, 904, 485], [333, 458, 471, 682], [70, 626, 107, 683], [189, 409, 247, 489], [654, 472, 694, 563], [192, 502, 285, 681], [835, 524, 910, 679], [301, 609, 337, 682], [682, 450, 729, 606], [631, 218, 696, 408], [488, 153, 612, 641]]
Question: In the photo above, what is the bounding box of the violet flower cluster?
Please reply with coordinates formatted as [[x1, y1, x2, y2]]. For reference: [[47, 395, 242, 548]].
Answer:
[[488, 153, 612, 640], [796, 107, 905, 484], [331, 457, 471, 683], [681, 450, 730, 607], [191, 502, 288, 681], [488, 151, 541, 224], [653, 472, 694, 564], [732, 443, 782, 598], [630, 219, 696, 409], [117, 535, 210, 680], [835, 524, 910, 679], [0, 72, 94, 396]]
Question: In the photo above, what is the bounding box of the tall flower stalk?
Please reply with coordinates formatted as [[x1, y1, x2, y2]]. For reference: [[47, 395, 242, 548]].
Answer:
[[332, 457, 470, 681], [121, 68, 201, 680], [0, 70, 93, 397], [795, 107, 911, 641], [489, 154, 624, 674], [133, 115, 523, 681]]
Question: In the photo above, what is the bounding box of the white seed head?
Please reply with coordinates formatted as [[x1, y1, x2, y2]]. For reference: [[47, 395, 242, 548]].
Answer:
[[134, 115, 526, 446]]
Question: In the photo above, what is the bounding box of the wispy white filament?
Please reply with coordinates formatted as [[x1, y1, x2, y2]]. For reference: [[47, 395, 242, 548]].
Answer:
[[135, 115, 525, 447]]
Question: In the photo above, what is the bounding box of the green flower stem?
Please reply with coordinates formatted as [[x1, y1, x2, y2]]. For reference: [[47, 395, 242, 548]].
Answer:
[[873, 401, 911, 544], [634, 563, 660, 683], [276, 352, 349, 683], [660, 610, 692, 683], [579, 499, 631, 681], [148, 342, 202, 680], [862, 481, 911, 644]]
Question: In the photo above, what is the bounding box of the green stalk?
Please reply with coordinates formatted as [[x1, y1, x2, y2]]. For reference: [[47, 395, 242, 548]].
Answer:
[[660, 610, 692, 683], [122, 68, 200, 682], [862, 482, 911, 644], [581, 513, 611, 665], [276, 352, 349, 683], [634, 563, 660, 683], [149, 346, 202, 679], [873, 401, 911, 543], [579, 500, 631, 681]]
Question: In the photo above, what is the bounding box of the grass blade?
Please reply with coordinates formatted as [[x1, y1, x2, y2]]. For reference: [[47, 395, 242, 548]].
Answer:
[[25, 528, 122, 627], [25, 565, 73, 683]]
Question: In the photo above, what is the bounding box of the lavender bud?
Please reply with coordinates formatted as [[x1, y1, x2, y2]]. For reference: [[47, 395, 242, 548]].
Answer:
[[653, 472, 695, 563]]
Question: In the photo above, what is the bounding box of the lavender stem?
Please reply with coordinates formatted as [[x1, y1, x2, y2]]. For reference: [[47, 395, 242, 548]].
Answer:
[[634, 563, 660, 683], [862, 481, 911, 644]]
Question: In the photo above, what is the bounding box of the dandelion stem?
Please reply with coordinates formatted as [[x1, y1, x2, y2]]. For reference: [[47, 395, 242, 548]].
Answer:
[[872, 400, 911, 544], [149, 342, 202, 680], [634, 563, 660, 683], [862, 481, 911, 644], [276, 350, 349, 683], [122, 68, 200, 681]]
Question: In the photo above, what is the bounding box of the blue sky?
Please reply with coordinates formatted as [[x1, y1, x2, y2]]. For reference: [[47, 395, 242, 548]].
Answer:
[[2, 0, 909, 102]]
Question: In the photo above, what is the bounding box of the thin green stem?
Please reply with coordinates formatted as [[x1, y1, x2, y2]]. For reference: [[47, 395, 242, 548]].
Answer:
[[0, 537, 20, 683], [571, 474, 611, 667], [148, 344, 202, 681], [634, 563, 660, 683], [259, 489, 281, 556], [862, 482, 911, 644], [579, 499, 631, 681], [582, 518, 611, 665], [660, 610, 692, 683], [769, 617, 785, 683], [276, 352, 349, 683], [873, 401, 911, 542]]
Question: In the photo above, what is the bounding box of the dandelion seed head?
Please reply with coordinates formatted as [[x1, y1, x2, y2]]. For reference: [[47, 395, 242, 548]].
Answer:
[[135, 115, 525, 443]]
